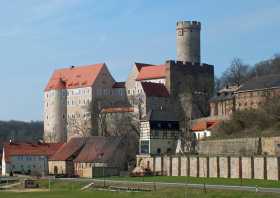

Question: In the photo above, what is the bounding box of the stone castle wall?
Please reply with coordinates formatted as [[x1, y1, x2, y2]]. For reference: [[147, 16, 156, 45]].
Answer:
[[165, 60, 214, 119], [198, 137, 280, 156], [137, 154, 280, 180]]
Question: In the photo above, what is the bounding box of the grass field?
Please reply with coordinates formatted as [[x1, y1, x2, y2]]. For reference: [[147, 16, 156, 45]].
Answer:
[[106, 176, 280, 188], [0, 187, 279, 198], [1, 177, 280, 198]]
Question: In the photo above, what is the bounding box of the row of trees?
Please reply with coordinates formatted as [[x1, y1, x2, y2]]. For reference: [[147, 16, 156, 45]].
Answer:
[[0, 120, 43, 142]]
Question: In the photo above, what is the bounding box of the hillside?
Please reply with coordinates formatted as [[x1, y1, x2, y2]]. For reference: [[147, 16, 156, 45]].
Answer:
[[210, 97, 280, 139], [0, 120, 43, 143]]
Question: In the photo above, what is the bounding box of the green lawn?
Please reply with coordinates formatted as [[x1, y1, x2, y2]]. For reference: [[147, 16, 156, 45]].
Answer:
[[38, 179, 90, 191], [106, 176, 280, 188], [0, 188, 279, 198], [1, 179, 279, 198]]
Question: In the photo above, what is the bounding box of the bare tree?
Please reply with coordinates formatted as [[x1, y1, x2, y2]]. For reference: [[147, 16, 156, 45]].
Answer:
[[86, 98, 110, 136], [44, 131, 57, 143], [221, 58, 249, 86], [178, 92, 200, 154], [105, 110, 140, 137], [98, 107, 140, 163], [178, 92, 192, 153], [67, 114, 92, 139]]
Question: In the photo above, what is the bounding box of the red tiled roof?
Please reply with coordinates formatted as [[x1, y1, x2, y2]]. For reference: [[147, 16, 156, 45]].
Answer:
[[136, 64, 166, 81], [191, 120, 220, 131], [3, 143, 63, 162], [101, 107, 134, 113], [112, 82, 125, 88], [74, 137, 124, 163], [45, 63, 105, 91], [135, 62, 155, 71], [50, 138, 86, 161], [141, 82, 169, 97]]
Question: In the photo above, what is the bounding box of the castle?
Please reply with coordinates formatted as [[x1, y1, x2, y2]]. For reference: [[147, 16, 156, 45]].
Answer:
[[44, 20, 214, 143]]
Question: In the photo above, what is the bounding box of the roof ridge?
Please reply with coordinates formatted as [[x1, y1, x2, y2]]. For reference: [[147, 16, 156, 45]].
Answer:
[[54, 63, 105, 71]]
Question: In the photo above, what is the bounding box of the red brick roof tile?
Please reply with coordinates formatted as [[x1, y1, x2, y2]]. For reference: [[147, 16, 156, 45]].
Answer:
[[191, 120, 220, 131], [49, 138, 86, 161], [3, 142, 63, 162], [134, 62, 155, 71], [136, 64, 166, 81], [45, 63, 104, 91], [73, 137, 124, 163]]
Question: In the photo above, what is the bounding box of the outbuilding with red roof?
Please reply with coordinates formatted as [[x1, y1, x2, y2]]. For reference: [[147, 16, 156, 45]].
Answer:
[[1, 142, 63, 176]]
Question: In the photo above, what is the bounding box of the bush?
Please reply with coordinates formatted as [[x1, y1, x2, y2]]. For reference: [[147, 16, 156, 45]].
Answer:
[[212, 96, 280, 139]]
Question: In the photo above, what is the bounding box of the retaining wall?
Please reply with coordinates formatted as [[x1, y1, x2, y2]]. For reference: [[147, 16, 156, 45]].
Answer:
[[137, 155, 280, 180]]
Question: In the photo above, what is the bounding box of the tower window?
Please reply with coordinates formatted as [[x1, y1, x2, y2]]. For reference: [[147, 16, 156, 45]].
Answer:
[[177, 29, 183, 36]]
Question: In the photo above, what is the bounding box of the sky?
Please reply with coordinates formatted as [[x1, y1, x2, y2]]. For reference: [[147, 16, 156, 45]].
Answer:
[[0, 0, 280, 121]]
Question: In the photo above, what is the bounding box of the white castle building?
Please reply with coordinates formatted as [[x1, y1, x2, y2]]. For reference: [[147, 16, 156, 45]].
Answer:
[[44, 20, 214, 145], [44, 63, 126, 142]]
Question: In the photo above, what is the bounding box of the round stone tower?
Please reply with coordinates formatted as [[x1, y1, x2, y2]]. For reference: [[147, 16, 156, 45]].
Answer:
[[176, 21, 201, 63], [52, 87, 67, 142], [44, 78, 67, 143]]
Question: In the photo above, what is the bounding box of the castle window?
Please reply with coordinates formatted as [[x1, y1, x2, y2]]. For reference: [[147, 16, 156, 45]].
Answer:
[[177, 29, 183, 36], [157, 148, 161, 154], [154, 130, 159, 137]]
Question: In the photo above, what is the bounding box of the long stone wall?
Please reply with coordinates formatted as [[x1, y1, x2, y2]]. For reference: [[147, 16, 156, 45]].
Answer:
[[137, 155, 280, 181], [198, 137, 280, 156]]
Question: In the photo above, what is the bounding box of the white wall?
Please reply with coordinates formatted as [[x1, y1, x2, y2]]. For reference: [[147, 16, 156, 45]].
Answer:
[[3, 154, 48, 176], [1, 148, 6, 176], [193, 130, 211, 140]]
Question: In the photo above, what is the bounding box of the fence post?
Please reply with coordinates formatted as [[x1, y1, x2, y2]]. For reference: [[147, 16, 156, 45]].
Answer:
[[161, 155, 164, 176], [169, 156, 172, 176], [187, 156, 190, 177], [228, 156, 231, 178], [251, 156, 255, 179], [217, 156, 220, 178], [207, 156, 210, 178], [152, 156, 156, 174], [239, 156, 243, 184], [278, 157, 280, 181], [197, 156, 200, 178], [264, 155, 267, 180]]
